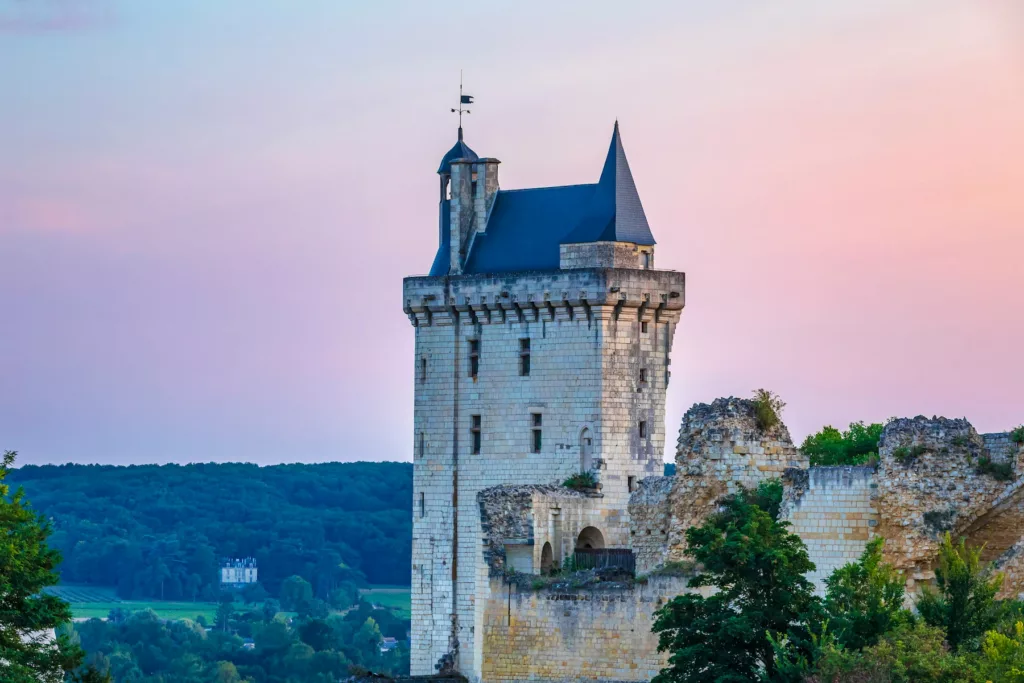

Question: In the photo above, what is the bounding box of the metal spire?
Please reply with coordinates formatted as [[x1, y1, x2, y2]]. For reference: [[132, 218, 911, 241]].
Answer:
[[451, 70, 473, 140]]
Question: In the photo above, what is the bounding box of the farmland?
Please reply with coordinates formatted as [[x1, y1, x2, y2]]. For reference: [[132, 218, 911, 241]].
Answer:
[[47, 585, 218, 622], [360, 585, 411, 618]]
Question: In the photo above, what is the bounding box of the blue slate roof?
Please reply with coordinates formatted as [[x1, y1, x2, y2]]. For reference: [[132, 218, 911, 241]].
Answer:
[[437, 127, 478, 174], [429, 122, 654, 275]]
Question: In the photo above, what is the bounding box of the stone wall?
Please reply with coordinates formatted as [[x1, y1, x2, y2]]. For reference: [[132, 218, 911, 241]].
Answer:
[[627, 476, 674, 574], [559, 242, 654, 270], [478, 576, 688, 683], [781, 466, 878, 590]]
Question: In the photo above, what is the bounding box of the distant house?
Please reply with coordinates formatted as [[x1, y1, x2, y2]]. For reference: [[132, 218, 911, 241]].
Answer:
[[380, 637, 398, 654], [219, 557, 258, 587], [241, 638, 255, 651]]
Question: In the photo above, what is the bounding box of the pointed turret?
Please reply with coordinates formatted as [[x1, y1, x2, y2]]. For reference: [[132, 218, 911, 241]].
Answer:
[[563, 121, 655, 246]]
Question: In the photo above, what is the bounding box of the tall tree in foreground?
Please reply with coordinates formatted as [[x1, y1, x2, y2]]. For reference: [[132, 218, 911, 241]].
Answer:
[[651, 484, 820, 683], [0, 450, 106, 682], [918, 532, 1005, 652]]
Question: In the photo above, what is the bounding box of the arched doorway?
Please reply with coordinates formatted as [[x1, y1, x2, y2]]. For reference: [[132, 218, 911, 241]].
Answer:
[[580, 428, 593, 472], [576, 526, 605, 550], [540, 542, 553, 574]]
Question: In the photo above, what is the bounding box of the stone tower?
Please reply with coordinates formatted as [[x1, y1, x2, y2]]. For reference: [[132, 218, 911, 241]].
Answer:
[[403, 122, 686, 680]]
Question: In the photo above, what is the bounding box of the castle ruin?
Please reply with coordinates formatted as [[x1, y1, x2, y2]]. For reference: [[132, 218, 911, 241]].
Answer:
[[404, 123, 1024, 683]]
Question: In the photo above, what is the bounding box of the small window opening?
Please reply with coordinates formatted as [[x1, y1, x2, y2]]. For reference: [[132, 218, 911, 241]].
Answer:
[[641, 321, 648, 334], [639, 421, 648, 438], [628, 476, 637, 493], [469, 339, 480, 379], [471, 415, 481, 454], [639, 368, 648, 383], [519, 338, 531, 376], [419, 492, 425, 517], [420, 356, 427, 383], [531, 413, 542, 453], [418, 432, 424, 458]]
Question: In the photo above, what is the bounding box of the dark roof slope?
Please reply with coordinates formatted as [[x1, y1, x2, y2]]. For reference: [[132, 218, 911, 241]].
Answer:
[[437, 127, 478, 174]]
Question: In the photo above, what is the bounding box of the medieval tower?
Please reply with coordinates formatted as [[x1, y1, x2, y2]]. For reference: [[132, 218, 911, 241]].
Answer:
[[403, 122, 686, 680]]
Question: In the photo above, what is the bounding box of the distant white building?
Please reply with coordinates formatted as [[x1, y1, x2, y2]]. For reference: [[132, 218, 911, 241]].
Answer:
[[219, 557, 258, 587]]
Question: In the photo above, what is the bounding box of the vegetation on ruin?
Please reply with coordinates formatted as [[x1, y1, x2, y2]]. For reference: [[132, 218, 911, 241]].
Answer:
[[976, 456, 1015, 481], [800, 422, 885, 467], [752, 388, 786, 432], [891, 444, 928, 463], [1012, 425, 1024, 445], [562, 471, 598, 491], [918, 533, 1006, 653]]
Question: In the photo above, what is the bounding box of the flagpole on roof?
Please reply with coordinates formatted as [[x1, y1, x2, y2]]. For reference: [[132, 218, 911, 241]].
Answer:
[[451, 70, 473, 139]]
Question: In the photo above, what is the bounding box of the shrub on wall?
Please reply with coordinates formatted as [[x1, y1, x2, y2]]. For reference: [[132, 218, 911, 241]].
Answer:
[[752, 389, 786, 432]]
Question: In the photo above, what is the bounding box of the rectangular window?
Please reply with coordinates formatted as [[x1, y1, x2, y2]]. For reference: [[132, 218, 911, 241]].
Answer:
[[519, 338, 531, 376], [418, 432, 424, 458], [639, 421, 647, 438], [531, 413, 542, 453], [628, 476, 637, 493], [639, 368, 647, 383], [471, 414, 481, 454], [641, 321, 648, 334], [420, 356, 427, 383], [419, 492, 425, 518], [469, 339, 480, 379]]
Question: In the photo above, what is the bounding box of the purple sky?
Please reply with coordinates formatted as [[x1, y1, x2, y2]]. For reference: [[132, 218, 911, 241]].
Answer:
[[2, 0, 1022, 465]]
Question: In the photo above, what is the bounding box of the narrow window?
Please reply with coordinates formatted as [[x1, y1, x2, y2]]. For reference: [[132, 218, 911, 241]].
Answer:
[[639, 421, 647, 438], [469, 339, 480, 379], [420, 356, 427, 383], [641, 321, 648, 334], [639, 368, 647, 383], [531, 413, 543, 453], [471, 415, 482, 454], [418, 432, 424, 458], [628, 476, 637, 493], [519, 338, 531, 376], [419, 492, 425, 518]]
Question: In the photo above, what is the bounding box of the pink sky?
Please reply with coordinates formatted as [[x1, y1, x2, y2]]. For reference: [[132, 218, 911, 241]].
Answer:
[[1, 0, 1021, 464]]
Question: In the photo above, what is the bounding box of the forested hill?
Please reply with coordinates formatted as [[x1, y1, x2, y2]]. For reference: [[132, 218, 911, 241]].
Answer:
[[8, 461, 412, 601]]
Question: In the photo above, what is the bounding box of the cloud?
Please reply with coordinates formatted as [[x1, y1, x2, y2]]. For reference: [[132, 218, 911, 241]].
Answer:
[[0, 0, 113, 33]]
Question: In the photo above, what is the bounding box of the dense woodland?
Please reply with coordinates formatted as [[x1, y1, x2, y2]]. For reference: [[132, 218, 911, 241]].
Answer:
[[8, 462, 413, 600]]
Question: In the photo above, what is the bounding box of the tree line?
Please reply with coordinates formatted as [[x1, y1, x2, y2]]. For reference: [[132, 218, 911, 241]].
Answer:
[[7, 461, 413, 600]]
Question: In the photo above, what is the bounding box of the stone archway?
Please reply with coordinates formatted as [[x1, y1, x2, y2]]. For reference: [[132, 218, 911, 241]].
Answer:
[[580, 428, 593, 472], [576, 526, 605, 550], [541, 542, 553, 574]]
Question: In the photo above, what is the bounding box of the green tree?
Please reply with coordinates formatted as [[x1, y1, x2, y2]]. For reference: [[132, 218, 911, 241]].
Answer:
[[213, 660, 242, 683], [918, 533, 1005, 652], [0, 450, 98, 683], [823, 537, 908, 650], [279, 575, 314, 611], [215, 595, 234, 633], [801, 421, 885, 466], [651, 487, 819, 683]]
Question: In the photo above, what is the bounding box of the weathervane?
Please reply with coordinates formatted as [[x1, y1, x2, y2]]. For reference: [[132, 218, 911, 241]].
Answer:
[[451, 70, 473, 137]]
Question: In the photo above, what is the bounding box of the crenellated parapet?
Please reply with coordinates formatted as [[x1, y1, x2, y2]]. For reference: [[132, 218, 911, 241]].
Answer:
[[403, 268, 684, 328]]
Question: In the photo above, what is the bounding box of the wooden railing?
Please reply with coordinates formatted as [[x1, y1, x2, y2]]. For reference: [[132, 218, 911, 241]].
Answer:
[[573, 548, 636, 574]]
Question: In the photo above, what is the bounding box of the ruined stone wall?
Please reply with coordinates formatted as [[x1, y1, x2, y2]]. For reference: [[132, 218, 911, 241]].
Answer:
[[478, 577, 688, 683], [781, 466, 878, 590], [627, 476, 674, 574]]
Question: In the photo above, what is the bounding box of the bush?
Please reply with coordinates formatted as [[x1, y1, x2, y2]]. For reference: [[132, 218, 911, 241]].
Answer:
[[976, 456, 1014, 482], [892, 444, 927, 463], [562, 471, 597, 491], [801, 422, 884, 467], [752, 388, 786, 432], [1011, 426, 1024, 445]]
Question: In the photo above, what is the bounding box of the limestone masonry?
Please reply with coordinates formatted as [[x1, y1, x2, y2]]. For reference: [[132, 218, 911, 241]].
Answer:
[[404, 123, 1024, 683]]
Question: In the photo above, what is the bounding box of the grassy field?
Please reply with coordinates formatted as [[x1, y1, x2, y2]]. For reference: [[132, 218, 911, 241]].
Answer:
[[360, 586, 411, 618], [47, 585, 218, 622]]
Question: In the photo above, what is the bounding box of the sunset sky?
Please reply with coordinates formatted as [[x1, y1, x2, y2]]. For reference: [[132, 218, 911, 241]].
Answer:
[[2, 0, 1022, 465]]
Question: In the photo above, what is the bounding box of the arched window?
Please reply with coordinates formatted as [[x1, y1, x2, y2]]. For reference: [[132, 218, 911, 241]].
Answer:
[[576, 526, 605, 550], [540, 542, 553, 575], [580, 428, 593, 472]]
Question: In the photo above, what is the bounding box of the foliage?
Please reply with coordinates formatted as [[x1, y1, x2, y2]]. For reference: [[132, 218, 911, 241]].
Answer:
[[823, 538, 908, 651], [73, 598, 410, 683], [752, 389, 786, 432], [981, 620, 1024, 682], [0, 450, 110, 683], [810, 622, 984, 683], [7, 461, 413, 600], [800, 422, 885, 467], [891, 444, 927, 464], [1011, 426, 1024, 445], [562, 471, 598, 491], [651, 485, 819, 682], [975, 456, 1014, 481], [918, 533, 1005, 652]]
